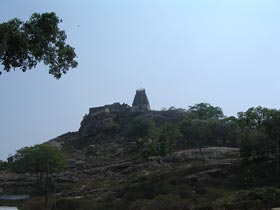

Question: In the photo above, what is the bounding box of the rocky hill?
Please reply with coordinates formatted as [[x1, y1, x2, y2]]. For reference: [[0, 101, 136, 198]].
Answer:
[[2, 93, 280, 210]]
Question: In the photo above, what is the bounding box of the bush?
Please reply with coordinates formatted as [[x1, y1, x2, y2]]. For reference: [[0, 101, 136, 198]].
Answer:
[[128, 116, 157, 138]]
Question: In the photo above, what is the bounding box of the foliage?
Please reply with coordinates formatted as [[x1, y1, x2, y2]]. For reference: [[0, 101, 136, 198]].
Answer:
[[238, 107, 280, 161], [136, 123, 182, 159], [239, 129, 267, 158], [220, 116, 240, 146], [177, 103, 239, 150], [180, 119, 209, 147], [131, 103, 241, 159], [127, 104, 280, 162], [180, 116, 240, 148], [228, 188, 280, 209], [0, 155, 18, 170], [12, 144, 66, 177], [157, 123, 182, 156], [0, 160, 12, 170], [0, 12, 78, 78], [188, 103, 224, 120], [128, 116, 157, 138], [237, 106, 269, 130]]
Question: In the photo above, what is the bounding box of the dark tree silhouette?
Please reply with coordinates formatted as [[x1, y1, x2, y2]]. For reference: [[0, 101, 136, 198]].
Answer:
[[0, 12, 78, 79]]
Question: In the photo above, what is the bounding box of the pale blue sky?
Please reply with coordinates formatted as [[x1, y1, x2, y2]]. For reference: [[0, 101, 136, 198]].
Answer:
[[1, 0, 280, 160]]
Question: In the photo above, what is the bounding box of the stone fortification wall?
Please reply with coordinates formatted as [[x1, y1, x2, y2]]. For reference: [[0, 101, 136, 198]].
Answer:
[[89, 103, 131, 115], [80, 103, 131, 137], [89, 106, 109, 115]]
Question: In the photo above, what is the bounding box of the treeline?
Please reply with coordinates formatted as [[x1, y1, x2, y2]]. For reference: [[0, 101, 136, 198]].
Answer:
[[128, 103, 280, 162], [2, 103, 280, 166]]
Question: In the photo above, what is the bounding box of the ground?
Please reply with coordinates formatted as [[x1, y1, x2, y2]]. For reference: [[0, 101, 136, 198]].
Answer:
[[1, 126, 280, 209]]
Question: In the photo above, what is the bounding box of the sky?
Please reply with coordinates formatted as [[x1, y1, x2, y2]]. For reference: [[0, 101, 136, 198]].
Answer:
[[1, 0, 280, 160]]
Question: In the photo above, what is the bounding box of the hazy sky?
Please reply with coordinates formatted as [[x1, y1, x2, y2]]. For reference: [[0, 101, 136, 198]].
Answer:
[[1, 0, 280, 160]]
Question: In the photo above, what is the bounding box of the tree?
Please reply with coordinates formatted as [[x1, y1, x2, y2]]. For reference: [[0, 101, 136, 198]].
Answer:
[[239, 129, 267, 159], [128, 116, 157, 138], [180, 118, 211, 146], [188, 103, 224, 120], [262, 109, 280, 172], [12, 144, 66, 209], [182, 119, 211, 160], [238, 107, 280, 173], [157, 123, 182, 156], [0, 12, 78, 79], [136, 123, 182, 159], [238, 107, 272, 158], [237, 106, 269, 130], [13, 144, 66, 180], [220, 116, 240, 146]]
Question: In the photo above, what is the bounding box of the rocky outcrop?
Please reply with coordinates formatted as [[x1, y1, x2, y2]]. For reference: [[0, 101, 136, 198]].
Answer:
[[79, 111, 117, 137], [164, 147, 240, 162], [53, 172, 79, 183], [0, 172, 36, 194]]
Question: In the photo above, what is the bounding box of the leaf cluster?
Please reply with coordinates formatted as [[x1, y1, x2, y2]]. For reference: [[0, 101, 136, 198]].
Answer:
[[180, 103, 239, 148], [0, 12, 78, 78], [135, 122, 182, 159], [12, 144, 66, 174], [238, 107, 280, 158]]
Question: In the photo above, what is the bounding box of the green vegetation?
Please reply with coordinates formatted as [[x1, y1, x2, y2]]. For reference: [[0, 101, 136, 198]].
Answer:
[[0, 12, 78, 78], [129, 116, 183, 159], [12, 144, 66, 179], [188, 102, 224, 119], [136, 122, 182, 159], [128, 116, 156, 138], [4, 103, 280, 210], [10, 144, 66, 209], [126, 103, 280, 165], [179, 103, 239, 148], [238, 107, 280, 171]]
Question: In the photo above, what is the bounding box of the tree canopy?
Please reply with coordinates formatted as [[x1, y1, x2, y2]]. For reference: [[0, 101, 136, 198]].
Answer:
[[188, 103, 224, 120], [12, 144, 66, 177], [0, 12, 78, 79], [128, 116, 156, 138]]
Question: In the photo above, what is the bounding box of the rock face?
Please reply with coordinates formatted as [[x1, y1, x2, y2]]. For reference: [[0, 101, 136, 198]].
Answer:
[[79, 103, 131, 137], [80, 111, 116, 137], [164, 147, 240, 162], [132, 89, 151, 111], [79, 89, 152, 137]]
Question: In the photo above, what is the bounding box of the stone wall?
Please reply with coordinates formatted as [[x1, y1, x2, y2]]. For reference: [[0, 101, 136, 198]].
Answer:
[[89, 103, 131, 115]]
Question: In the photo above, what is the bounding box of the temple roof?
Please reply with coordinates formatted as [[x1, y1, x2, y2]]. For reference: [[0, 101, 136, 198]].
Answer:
[[132, 89, 151, 111]]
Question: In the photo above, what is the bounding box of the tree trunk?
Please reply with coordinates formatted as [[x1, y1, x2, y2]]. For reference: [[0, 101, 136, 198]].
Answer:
[[53, 182, 56, 210], [276, 142, 279, 174], [46, 160, 49, 209], [40, 172, 43, 183], [199, 146, 205, 162]]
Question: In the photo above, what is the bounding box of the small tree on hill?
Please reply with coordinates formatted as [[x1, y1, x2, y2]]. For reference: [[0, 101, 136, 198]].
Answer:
[[136, 123, 182, 160], [128, 116, 157, 138], [13, 144, 66, 180], [157, 123, 182, 156], [12, 144, 66, 209]]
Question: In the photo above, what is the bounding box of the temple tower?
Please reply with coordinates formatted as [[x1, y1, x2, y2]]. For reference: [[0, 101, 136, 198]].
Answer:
[[132, 88, 151, 111]]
